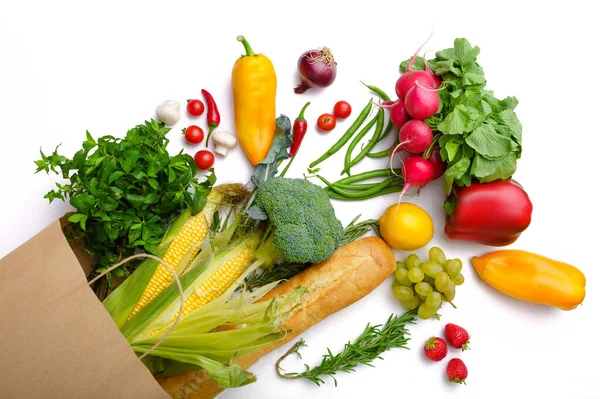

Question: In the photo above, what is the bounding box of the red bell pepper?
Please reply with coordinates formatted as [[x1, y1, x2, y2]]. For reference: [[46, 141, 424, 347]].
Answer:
[[444, 179, 533, 246]]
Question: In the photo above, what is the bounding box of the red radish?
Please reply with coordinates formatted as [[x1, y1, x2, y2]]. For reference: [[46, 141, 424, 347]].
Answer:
[[404, 82, 440, 120], [399, 120, 433, 154], [378, 101, 410, 128], [397, 154, 434, 198], [395, 33, 439, 100], [396, 70, 437, 101], [388, 145, 403, 157], [425, 66, 442, 89], [431, 74, 442, 89], [427, 146, 446, 180]]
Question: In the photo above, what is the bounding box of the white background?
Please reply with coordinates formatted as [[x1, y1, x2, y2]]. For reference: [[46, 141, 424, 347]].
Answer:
[[1, 1, 599, 398]]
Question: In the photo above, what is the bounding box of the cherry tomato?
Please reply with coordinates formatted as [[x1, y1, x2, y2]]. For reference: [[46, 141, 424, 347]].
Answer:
[[183, 125, 204, 144], [317, 113, 337, 132], [194, 150, 215, 170], [186, 99, 205, 116], [333, 101, 352, 119]]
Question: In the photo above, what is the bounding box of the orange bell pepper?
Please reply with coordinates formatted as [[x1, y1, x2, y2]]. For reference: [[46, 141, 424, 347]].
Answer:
[[232, 35, 277, 166], [471, 250, 586, 310]]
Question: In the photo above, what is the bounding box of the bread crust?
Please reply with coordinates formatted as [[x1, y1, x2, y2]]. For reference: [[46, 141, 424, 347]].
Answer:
[[156, 236, 395, 399]]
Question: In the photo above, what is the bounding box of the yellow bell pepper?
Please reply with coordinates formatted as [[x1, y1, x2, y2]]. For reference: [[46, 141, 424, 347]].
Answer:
[[232, 35, 277, 166], [471, 250, 586, 310]]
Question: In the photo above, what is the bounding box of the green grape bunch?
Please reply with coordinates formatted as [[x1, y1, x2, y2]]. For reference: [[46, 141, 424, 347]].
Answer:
[[392, 247, 465, 320]]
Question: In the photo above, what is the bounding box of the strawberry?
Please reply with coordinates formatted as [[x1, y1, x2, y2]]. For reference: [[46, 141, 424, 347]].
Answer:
[[444, 323, 470, 350], [447, 358, 468, 384], [424, 337, 448, 361]]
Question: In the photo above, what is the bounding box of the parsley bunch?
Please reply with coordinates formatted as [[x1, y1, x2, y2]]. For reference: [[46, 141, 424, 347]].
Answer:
[[401, 38, 523, 194], [35, 119, 214, 279]]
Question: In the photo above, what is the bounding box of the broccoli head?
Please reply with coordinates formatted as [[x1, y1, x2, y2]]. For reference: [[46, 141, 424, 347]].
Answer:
[[254, 177, 343, 264]]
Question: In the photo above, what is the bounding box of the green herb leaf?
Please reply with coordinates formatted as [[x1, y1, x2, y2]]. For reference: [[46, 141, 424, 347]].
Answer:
[[70, 193, 96, 213], [401, 38, 523, 192], [190, 188, 208, 215], [108, 170, 125, 183], [444, 156, 471, 194], [465, 124, 513, 158], [43, 191, 64, 203], [35, 119, 213, 281], [399, 56, 427, 72], [439, 135, 464, 163], [276, 311, 416, 386], [492, 109, 523, 144], [436, 47, 456, 61], [453, 38, 480, 65], [98, 194, 119, 212], [251, 115, 292, 187], [438, 105, 472, 135], [433, 60, 462, 76], [463, 70, 486, 86], [83, 131, 97, 151], [443, 198, 457, 216], [475, 153, 518, 182], [68, 213, 88, 230]]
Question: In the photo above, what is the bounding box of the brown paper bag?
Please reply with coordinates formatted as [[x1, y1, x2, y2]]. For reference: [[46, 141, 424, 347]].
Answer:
[[0, 220, 169, 399]]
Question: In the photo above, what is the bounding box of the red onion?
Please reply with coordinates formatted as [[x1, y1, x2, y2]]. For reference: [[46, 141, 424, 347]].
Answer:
[[294, 47, 337, 94]]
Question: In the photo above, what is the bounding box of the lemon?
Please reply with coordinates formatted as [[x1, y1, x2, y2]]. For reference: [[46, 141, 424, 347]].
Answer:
[[378, 202, 434, 250]]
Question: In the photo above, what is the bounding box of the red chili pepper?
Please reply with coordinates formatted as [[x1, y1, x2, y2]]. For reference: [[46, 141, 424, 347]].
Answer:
[[444, 179, 533, 246], [201, 89, 221, 146], [289, 102, 310, 157]]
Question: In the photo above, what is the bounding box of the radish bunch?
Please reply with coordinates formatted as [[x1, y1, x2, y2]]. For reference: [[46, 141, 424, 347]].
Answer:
[[384, 44, 446, 198]]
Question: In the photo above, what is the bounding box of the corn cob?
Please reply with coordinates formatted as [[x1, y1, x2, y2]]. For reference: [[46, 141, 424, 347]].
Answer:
[[172, 247, 255, 321], [127, 184, 246, 320]]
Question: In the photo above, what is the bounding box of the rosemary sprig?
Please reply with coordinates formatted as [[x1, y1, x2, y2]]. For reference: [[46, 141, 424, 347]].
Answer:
[[276, 310, 417, 386], [337, 215, 380, 248], [243, 215, 380, 290], [243, 263, 307, 291]]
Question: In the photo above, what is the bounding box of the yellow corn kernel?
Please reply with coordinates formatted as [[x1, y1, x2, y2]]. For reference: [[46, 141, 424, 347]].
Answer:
[[172, 247, 254, 321], [128, 206, 216, 320]]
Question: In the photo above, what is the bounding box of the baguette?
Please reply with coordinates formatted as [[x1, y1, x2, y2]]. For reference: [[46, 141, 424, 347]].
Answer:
[[156, 236, 396, 399]]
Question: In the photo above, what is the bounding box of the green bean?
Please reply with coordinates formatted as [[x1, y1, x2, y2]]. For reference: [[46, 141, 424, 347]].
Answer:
[[309, 100, 372, 169], [342, 114, 378, 176], [314, 175, 351, 196], [325, 176, 404, 192], [360, 81, 391, 102], [318, 175, 395, 199], [367, 138, 400, 158], [360, 81, 396, 145], [325, 181, 384, 191], [376, 117, 396, 144], [327, 186, 405, 201], [334, 168, 401, 185], [343, 108, 385, 175], [332, 180, 404, 195]]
